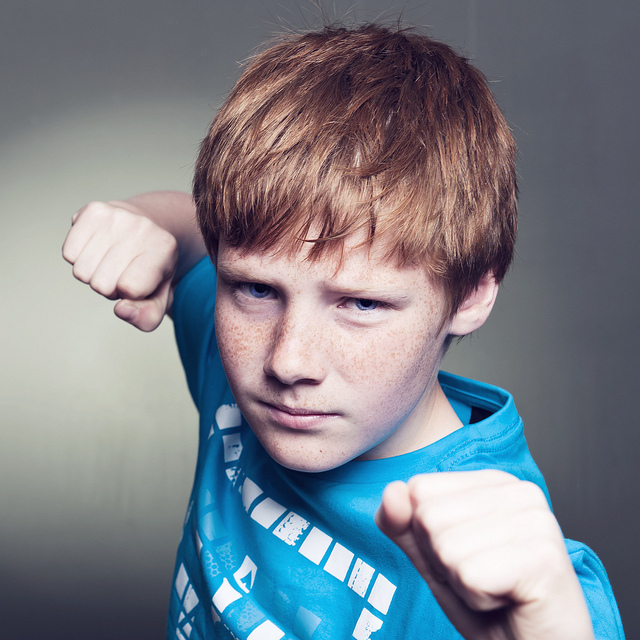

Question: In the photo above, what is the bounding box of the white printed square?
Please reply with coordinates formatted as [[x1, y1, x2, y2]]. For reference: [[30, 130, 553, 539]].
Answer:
[[250, 497, 287, 529], [175, 563, 189, 599], [223, 433, 243, 462], [348, 559, 375, 597], [299, 527, 332, 565], [367, 574, 396, 615], [273, 512, 309, 546], [323, 543, 354, 582], [241, 478, 263, 512], [212, 577, 242, 613], [247, 619, 285, 640], [352, 608, 383, 640], [215, 403, 242, 430], [183, 584, 199, 614]]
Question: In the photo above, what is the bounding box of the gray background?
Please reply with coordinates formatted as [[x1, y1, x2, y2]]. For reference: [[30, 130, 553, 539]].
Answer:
[[1, 1, 638, 638]]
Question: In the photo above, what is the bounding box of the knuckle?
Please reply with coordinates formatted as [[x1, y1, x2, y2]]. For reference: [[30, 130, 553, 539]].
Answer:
[[71, 262, 91, 284], [414, 498, 442, 532], [454, 558, 480, 591], [407, 474, 432, 501], [61, 242, 75, 263], [116, 274, 145, 300], [161, 232, 179, 258], [89, 274, 115, 298], [518, 480, 548, 507], [525, 537, 567, 585], [117, 269, 166, 303], [431, 532, 459, 571], [453, 560, 496, 610], [479, 468, 518, 488], [487, 468, 515, 482], [83, 200, 110, 220]]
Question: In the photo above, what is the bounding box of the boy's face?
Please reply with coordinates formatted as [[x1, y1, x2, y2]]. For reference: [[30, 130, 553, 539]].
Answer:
[[214, 234, 455, 473]]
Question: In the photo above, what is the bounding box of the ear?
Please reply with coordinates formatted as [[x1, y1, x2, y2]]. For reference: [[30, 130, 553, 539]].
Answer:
[[448, 274, 499, 337]]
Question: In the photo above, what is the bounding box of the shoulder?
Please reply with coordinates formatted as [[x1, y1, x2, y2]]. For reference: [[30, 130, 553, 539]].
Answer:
[[173, 257, 218, 406], [437, 372, 550, 500], [565, 539, 626, 639]]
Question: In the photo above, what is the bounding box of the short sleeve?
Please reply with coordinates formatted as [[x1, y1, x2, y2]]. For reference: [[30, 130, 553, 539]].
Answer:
[[566, 539, 625, 639], [172, 256, 218, 409]]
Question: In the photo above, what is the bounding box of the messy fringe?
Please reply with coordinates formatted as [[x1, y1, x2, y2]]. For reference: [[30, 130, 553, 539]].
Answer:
[[194, 23, 517, 316]]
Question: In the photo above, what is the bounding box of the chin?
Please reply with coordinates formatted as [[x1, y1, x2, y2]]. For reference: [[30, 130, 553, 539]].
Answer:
[[264, 443, 353, 474], [283, 460, 341, 474]]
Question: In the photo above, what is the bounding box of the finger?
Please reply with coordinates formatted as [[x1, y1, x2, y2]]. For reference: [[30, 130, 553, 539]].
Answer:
[[114, 245, 177, 301], [412, 510, 533, 611], [62, 215, 96, 267], [408, 469, 519, 502], [440, 536, 561, 612], [89, 241, 170, 301], [408, 474, 549, 535], [69, 228, 115, 284], [418, 507, 554, 576], [88, 243, 135, 299], [71, 205, 86, 225], [63, 202, 106, 264], [377, 481, 443, 582], [375, 481, 412, 537]]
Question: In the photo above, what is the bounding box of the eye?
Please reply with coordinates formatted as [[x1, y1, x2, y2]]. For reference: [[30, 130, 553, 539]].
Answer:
[[354, 298, 379, 311], [240, 282, 274, 299], [341, 297, 383, 312]]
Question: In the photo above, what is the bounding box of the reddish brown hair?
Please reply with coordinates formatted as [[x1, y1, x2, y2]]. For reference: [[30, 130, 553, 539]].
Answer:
[[193, 24, 517, 315]]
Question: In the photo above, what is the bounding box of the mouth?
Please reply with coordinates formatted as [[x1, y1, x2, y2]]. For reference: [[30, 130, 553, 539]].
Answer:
[[260, 401, 339, 430]]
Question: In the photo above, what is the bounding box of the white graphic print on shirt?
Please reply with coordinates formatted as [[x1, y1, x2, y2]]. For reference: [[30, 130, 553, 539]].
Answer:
[[173, 403, 397, 639]]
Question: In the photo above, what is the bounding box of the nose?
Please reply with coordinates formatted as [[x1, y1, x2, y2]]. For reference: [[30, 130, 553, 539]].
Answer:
[[263, 306, 326, 385]]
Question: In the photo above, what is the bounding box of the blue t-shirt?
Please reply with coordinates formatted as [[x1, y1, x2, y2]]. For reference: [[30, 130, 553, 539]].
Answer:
[[168, 257, 624, 640]]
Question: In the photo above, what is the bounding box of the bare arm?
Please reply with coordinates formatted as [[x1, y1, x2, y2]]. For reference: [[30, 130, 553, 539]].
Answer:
[[62, 191, 207, 331]]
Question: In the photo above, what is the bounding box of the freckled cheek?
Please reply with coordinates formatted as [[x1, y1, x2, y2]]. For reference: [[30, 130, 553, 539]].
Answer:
[[346, 325, 442, 411], [343, 325, 432, 378], [214, 303, 270, 377]]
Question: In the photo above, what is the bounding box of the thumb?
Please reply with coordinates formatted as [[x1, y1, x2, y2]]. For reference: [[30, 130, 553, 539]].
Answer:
[[376, 481, 413, 538], [376, 480, 442, 584], [114, 279, 173, 332]]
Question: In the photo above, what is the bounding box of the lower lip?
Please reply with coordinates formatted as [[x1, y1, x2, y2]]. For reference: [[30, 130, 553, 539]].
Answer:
[[263, 404, 337, 430]]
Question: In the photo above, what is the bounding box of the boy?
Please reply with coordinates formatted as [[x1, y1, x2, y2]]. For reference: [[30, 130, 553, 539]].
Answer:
[[62, 24, 623, 640]]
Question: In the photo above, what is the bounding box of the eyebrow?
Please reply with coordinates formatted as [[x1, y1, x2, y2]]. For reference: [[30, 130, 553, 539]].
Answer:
[[215, 260, 280, 286], [216, 262, 254, 282], [216, 258, 413, 302], [324, 283, 412, 302]]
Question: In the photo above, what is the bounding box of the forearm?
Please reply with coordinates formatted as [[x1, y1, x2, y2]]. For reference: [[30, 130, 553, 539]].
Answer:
[[113, 190, 207, 282]]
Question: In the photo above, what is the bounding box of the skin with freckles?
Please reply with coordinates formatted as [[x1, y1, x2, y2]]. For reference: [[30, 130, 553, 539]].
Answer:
[[214, 235, 467, 473]]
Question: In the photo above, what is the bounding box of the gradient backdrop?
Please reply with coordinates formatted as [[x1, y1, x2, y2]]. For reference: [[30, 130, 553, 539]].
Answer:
[[1, 1, 638, 638]]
